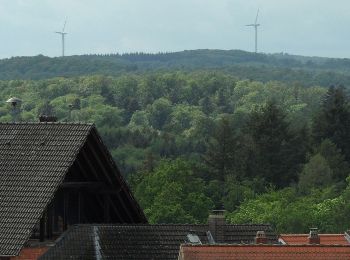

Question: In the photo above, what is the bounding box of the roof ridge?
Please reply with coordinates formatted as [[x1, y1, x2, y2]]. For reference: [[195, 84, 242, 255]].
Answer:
[[182, 244, 350, 248], [71, 223, 273, 228], [0, 121, 94, 125], [281, 234, 345, 236], [73, 224, 209, 227]]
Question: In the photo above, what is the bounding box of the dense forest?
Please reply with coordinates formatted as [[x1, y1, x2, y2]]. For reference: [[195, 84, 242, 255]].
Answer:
[[2, 51, 350, 233], [2, 50, 350, 87]]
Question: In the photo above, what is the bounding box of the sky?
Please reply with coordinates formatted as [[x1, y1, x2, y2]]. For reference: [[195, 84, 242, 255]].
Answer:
[[0, 0, 349, 59]]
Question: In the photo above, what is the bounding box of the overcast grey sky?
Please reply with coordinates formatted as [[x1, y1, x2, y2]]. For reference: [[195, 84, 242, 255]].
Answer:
[[0, 0, 349, 58]]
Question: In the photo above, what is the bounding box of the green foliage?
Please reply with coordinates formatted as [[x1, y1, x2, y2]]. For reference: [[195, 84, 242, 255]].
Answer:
[[245, 101, 301, 187], [312, 86, 350, 160], [315, 139, 350, 183], [148, 98, 172, 130], [298, 154, 333, 193], [227, 187, 346, 233], [223, 176, 257, 212], [203, 117, 238, 181], [1, 68, 349, 231], [111, 145, 146, 174], [128, 110, 151, 131], [2, 51, 350, 88], [133, 159, 214, 223]]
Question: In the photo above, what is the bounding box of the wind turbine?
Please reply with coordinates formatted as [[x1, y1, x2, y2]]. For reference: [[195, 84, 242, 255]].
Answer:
[[55, 20, 67, 57], [246, 9, 260, 53]]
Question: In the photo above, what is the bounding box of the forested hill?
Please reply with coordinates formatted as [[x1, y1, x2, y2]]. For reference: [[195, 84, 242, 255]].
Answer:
[[2, 49, 350, 86], [1, 54, 350, 232]]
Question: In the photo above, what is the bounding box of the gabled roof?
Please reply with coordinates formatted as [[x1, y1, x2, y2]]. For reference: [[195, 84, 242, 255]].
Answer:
[[39, 223, 278, 260], [179, 244, 350, 260], [0, 122, 146, 257], [279, 234, 350, 245]]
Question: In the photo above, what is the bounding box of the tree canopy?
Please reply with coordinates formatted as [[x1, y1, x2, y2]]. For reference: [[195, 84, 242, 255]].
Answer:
[[0, 68, 348, 232]]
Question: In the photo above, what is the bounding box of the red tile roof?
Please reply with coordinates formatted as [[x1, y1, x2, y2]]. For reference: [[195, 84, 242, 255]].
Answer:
[[280, 234, 350, 245], [179, 244, 350, 260]]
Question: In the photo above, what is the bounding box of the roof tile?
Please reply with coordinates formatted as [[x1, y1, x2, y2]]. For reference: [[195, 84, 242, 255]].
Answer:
[[280, 234, 350, 245], [40, 224, 278, 260], [179, 244, 350, 260], [0, 123, 92, 256]]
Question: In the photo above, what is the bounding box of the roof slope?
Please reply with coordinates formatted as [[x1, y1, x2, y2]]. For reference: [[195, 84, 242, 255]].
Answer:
[[39, 224, 278, 260], [0, 122, 146, 257], [280, 234, 350, 245], [0, 123, 92, 256], [179, 244, 350, 260]]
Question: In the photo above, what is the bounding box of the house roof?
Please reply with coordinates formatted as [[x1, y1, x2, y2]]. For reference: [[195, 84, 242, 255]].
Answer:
[[0, 122, 146, 257], [279, 234, 350, 245], [178, 244, 350, 260], [39, 223, 278, 260]]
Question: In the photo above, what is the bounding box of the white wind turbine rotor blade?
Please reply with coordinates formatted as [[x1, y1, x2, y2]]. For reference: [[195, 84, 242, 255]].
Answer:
[[255, 9, 259, 24], [62, 20, 67, 33]]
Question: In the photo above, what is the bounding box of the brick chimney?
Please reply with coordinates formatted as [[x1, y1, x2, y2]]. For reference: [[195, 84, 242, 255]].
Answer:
[[308, 228, 320, 244], [208, 210, 226, 243], [255, 230, 268, 244]]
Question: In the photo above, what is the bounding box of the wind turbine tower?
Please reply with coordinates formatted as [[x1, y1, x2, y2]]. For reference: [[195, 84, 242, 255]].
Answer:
[[246, 9, 260, 53], [55, 20, 67, 57]]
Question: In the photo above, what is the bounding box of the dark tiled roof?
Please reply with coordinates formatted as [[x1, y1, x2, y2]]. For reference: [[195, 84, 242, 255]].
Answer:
[[0, 123, 91, 256], [179, 244, 350, 260], [0, 122, 146, 257], [39, 224, 278, 260]]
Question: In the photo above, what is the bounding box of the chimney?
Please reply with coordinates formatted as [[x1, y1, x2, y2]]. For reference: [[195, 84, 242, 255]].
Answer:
[[255, 231, 268, 244], [208, 210, 226, 243], [345, 230, 350, 242], [6, 97, 22, 122], [308, 228, 320, 244], [39, 115, 57, 122]]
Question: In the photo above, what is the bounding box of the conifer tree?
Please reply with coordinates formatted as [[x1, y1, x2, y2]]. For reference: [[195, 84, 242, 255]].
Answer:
[[312, 85, 350, 161], [203, 117, 237, 182], [315, 139, 350, 182], [246, 100, 299, 187]]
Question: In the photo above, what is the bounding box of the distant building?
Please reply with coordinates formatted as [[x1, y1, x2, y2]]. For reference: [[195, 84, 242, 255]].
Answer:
[[179, 228, 350, 260], [39, 211, 277, 259], [178, 244, 350, 260], [0, 122, 147, 260], [279, 231, 350, 245]]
